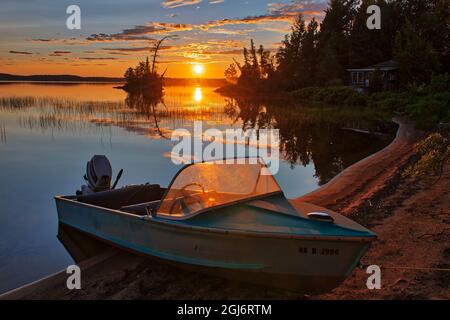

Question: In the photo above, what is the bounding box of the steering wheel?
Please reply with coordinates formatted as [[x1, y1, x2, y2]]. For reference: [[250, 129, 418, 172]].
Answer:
[[168, 183, 206, 215]]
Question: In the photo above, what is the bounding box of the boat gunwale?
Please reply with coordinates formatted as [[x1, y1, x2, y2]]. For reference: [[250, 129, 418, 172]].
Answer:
[[55, 195, 375, 243]]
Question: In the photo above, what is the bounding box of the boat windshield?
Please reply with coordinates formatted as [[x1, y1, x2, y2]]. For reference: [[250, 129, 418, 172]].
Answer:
[[157, 160, 281, 218]]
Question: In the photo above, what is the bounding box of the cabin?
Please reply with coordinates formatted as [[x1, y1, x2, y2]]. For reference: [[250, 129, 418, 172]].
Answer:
[[347, 60, 398, 92]]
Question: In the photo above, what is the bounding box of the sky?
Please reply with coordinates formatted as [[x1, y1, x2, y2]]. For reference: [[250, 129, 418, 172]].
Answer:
[[0, 0, 327, 78]]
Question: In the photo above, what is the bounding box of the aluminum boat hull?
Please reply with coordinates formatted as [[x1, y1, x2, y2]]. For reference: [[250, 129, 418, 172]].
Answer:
[[55, 195, 372, 293]]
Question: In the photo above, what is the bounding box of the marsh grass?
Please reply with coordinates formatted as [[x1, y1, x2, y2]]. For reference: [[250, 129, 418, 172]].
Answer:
[[0, 95, 230, 135]]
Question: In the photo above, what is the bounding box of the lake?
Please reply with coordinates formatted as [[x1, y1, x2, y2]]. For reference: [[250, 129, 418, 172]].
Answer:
[[0, 82, 396, 293]]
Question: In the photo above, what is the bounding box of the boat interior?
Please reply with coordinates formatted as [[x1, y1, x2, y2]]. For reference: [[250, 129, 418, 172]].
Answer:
[[77, 160, 284, 219], [77, 184, 167, 216], [76, 183, 282, 218]]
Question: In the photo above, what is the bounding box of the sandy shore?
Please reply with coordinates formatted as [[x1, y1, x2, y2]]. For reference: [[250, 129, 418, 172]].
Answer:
[[2, 117, 449, 300]]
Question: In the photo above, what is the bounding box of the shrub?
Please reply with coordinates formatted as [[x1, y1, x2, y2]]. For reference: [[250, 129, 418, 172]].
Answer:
[[426, 73, 449, 94], [407, 95, 449, 129], [291, 77, 449, 128], [292, 86, 367, 106], [403, 133, 449, 179]]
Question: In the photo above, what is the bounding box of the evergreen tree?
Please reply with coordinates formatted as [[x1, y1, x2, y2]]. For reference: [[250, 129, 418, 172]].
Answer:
[[224, 63, 238, 84], [394, 20, 440, 86], [317, 0, 358, 82], [300, 18, 320, 87], [317, 41, 342, 85], [349, 0, 397, 68], [276, 14, 307, 89]]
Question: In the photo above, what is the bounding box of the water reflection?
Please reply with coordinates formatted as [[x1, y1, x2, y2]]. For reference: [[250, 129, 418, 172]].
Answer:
[[193, 87, 203, 103], [223, 96, 396, 185], [0, 84, 396, 187], [0, 125, 6, 144], [124, 89, 169, 139], [0, 83, 396, 293]]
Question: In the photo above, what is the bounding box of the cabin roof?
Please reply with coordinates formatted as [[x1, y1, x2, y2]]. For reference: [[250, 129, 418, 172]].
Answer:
[[347, 60, 398, 72]]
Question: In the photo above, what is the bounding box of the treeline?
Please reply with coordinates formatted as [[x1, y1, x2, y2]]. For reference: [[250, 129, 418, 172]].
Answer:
[[225, 0, 449, 91]]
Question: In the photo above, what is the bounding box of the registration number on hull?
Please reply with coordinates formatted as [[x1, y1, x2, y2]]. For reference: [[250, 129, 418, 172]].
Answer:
[[298, 247, 339, 255]]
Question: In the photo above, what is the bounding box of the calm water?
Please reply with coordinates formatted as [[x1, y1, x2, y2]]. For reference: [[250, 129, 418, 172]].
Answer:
[[0, 83, 396, 293]]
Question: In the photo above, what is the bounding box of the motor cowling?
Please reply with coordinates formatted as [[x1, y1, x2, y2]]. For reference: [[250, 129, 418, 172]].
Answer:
[[85, 155, 113, 192], [77, 155, 123, 195]]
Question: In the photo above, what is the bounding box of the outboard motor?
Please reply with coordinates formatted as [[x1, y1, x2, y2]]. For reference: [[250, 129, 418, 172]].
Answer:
[[77, 155, 123, 195]]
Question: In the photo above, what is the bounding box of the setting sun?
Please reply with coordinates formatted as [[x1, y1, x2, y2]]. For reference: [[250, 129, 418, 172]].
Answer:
[[193, 64, 204, 76]]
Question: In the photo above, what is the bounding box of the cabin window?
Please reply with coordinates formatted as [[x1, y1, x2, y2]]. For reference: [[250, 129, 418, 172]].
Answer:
[[157, 161, 282, 218], [351, 72, 356, 84], [357, 72, 364, 84]]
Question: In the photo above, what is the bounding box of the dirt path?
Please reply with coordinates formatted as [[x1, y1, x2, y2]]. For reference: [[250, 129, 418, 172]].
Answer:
[[317, 164, 450, 299]]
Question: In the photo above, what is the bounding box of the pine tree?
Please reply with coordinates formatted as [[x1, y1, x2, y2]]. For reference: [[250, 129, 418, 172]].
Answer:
[[394, 20, 440, 86], [276, 14, 307, 89], [317, 0, 358, 82]]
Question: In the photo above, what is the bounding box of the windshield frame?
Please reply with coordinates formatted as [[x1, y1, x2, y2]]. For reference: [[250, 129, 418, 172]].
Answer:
[[155, 158, 283, 220]]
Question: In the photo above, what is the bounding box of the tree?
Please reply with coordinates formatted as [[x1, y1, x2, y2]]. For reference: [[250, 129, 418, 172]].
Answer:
[[394, 20, 440, 86], [398, 0, 449, 73], [317, 41, 343, 85], [124, 67, 136, 85], [258, 45, 274, 79], [300, 18, 320, 87], [276, 15, 307, 89], [234, 40, 275, 89], [349, 0, 397, 68], [317, 0, 358, 82], [224, 63, 238, 84]]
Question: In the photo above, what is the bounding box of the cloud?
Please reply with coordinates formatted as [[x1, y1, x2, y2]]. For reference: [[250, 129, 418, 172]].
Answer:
[[102, 46, 175, 53], [161, 0, 202, 9], [79, 57, 119, 60], [86, 2, 325, 45], [120, 22, 192, 35], [87, 22, 192, 42], [268, 0, 327, 19], [198, 14, 295, 31], [49, 51, 72, 56], [206, 27, 254, 35], [9, 50, 33, 55], [196, 1, 326, 31], [31, 38, 52, 42], [202, 49, 242, 55], [86, 33, 155, 42], [31, 37, 89, 45]]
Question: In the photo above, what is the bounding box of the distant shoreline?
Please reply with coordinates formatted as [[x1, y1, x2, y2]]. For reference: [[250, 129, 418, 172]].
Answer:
[[0, 80, 124, 84], [0, 73, 227, 87]]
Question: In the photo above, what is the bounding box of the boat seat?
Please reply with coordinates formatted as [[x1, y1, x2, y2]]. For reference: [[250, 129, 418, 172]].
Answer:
[[120, 200, 161, 215], [77, 184, 165, 210]]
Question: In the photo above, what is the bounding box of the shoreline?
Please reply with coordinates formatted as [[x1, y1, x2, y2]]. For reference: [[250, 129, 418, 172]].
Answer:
[[291, 116, 420, 213], [3, 117, 446, 300]]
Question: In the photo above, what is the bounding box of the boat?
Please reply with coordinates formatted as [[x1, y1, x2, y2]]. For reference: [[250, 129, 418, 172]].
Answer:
[[55, 157, 376, 293]]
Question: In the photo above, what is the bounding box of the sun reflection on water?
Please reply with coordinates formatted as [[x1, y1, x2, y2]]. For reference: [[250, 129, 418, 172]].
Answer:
[[193, 87, 203, 103]]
